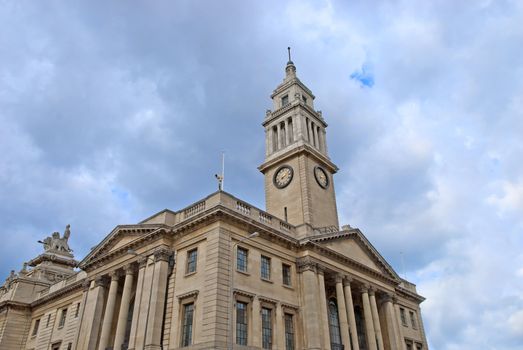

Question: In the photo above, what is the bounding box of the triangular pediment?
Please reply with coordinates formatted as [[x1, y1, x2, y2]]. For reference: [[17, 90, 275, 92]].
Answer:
[[310, 229, 400, 281], [78, 224, 166, 269], [322, 238, 381, 271]]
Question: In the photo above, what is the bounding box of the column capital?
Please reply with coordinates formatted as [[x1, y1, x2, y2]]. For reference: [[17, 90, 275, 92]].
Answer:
[[154, 248, 173, 262], [109, 270, 121, 281], [123, 263, 136, 275], [94, 275, 108, 288], [382, 293, 395, 303], [359, 284, 370, 294], [316, 265, 325, 275], [138, 257, 148, 269], [297, 256, 317, 273], [368, 286, 377, 296], [343, 275, 353, 286], [335, 274, 344, 284], [82, 279, 91, 291]]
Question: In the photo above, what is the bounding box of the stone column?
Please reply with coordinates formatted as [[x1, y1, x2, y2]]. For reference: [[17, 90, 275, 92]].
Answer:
[[128, 257, 148, 350], [335, 275, 351, 349], [361, 285, 377, 350], [314, 126, 320, 149], [98, 271, 120, 350], [383, 294, 400, 350], [299, 261, 321, 349], [275, 302, 285, 350], [317, 267, 331, 350], [144, 248, 172, 350], [343, 277, 359, 350], [322, 130, 329, 154], [277, 123, 282, 150], [252, 296, 261, 347], [78, 277, 108, 350], [266, 128, 271, 156], [285, 119, 291, 146], [369, 288, 384, 350], [307, 119, 313, 144], [114, 264, 135, 350]]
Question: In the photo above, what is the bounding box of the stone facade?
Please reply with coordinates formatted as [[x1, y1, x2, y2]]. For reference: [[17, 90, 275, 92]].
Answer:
[[0, 59, 429, 350]]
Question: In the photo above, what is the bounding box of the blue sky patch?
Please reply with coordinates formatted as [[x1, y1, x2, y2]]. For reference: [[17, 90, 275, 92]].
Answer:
[[350, 64, 375, 87]]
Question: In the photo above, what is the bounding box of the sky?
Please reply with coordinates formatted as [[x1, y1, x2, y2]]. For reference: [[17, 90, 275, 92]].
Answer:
[[1, 0, 522, 348]]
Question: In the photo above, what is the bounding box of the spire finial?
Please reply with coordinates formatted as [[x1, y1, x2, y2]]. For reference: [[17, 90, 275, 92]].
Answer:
[[288, 47, 292, 63]]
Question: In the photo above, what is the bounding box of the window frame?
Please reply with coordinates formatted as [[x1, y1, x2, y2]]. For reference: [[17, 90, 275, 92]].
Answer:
[[409, 310, 418, 329], [261, 255, 271, 281], [74, 302, 80, 318], [58, 308, 67, 328], [185, 248, 198, 275], [236, 301, 249, 345], [282, 263, 292, 286], [31, 318, 40, 337], [281, 95, 289, 107], [400, 307, 407, 326], [261, 307, 273, 349], [284, 313, 295, 350], [236, 247, 249, 273], [181, 302, 195, 347]]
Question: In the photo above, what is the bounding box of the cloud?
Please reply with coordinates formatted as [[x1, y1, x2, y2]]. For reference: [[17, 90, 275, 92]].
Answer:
[[1, 1, 522, 349]]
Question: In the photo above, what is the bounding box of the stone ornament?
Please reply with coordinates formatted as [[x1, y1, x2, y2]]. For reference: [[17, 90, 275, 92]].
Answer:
[[38, 224, 73, 253]]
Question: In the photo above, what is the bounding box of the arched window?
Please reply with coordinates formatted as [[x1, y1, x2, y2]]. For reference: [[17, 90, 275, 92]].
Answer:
[[328, 299, 342, 349]]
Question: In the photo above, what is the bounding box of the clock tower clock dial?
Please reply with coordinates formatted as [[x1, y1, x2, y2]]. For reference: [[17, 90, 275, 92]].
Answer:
[[259, 55, 339, 237]]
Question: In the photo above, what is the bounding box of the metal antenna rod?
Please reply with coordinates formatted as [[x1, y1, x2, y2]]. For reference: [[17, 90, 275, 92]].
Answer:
[[288, 47, 292, 62], [221, 151, 225, 191]]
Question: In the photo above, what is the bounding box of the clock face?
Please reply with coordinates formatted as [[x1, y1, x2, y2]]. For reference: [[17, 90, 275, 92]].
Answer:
[[314, 166, 329, 189], [273, 165, 294, 189]]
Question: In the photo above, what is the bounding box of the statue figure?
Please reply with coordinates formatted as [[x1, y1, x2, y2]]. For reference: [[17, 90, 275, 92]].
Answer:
[[38, 225, 72, 253]]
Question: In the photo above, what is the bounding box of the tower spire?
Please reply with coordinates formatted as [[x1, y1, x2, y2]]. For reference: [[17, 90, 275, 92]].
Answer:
[[285, 47, 296, 79]]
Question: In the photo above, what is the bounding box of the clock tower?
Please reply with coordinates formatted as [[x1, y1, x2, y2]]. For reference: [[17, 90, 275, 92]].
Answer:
[[259, 53, 339, 238]]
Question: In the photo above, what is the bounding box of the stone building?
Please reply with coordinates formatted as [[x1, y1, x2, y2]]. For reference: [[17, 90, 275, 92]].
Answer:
[[0, 58, 429, 350]]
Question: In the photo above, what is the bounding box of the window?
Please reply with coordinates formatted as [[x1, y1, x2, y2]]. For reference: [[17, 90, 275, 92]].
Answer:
[[31, 319, 40, 336], [75, 302, 80, 318], [236, 302, 248, 345], [181, 303, 194, 347], [237, 247, 248, 272], [409, 311, 418, 329], [67, 343, 72, 350], [46, 314, 51, 327], [262, 308, 272, 349], [284, 313, 295, 350], [282, 264, 291, 286], [58, 308, 67, 328], [416, 343, 423, 350], [405, 340, 413, 350], [186, 248, 197, 274], [51, 342, 61, 350], [261, 256, 271, 280], [400, 307, 407, 326], [328, 299, 342, 349], [302, 95, 307, 104], [281, 95, 289, 107]]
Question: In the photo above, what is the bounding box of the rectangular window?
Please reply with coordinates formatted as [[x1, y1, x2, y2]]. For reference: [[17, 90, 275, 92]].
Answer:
[[237, 247, 248, 272], [261, 256, 271, 280], [405, 341, 413, 350], [58, 308, 67, 328], [186, 248, 197, 274], [236, 301, 248, 345], [281, 95, 289, 107], [409, 311, 418, 329], [67, 343, 72, 350], [416, 343, 423, 350], [282, 264, 291, 286], [302, 95, 308, 104], [75, 302, 80, 318], [181, 303, 194, 347], [46, 314, 51, 327], [400, 307, 407, 326], [51, 342, 61, 350], [32, 319, 40, 336], [262, 308, 273, 349], [284, 313, 295, 350]]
